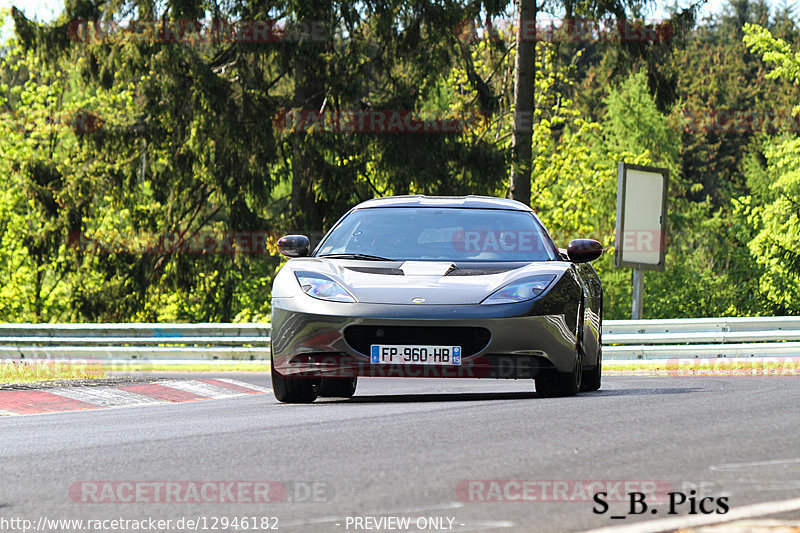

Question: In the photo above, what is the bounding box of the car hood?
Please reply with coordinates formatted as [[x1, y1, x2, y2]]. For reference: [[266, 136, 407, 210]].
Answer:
[[284, 258, 570, 304]]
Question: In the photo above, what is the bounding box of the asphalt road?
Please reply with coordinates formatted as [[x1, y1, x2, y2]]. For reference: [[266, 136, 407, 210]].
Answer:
[[1, 375, 799, 533]]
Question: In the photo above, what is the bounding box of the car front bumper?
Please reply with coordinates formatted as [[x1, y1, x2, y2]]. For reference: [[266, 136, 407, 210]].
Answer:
[[270, 297, 580, 378]]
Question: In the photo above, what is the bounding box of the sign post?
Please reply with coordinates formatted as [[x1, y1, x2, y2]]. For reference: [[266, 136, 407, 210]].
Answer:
[[614, 162, 669, 320], [632, 268, 645, 319]]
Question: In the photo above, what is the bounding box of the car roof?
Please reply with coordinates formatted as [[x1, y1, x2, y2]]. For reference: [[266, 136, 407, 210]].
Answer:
[[354, 195, 533, 211]]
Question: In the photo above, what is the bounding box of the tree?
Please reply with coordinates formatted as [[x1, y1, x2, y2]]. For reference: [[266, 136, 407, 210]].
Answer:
[[8, 4, 284, 321], [5, 0, 511, 321], [510, 0, 536, 206], [740, 22, 800, 313]]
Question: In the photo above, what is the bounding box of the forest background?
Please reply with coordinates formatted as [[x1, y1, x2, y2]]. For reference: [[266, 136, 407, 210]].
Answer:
[[1, 0, 799, 323]]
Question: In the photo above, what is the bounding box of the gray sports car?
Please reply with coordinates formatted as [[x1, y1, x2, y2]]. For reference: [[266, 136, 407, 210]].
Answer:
[[270, 195, 603, 403]]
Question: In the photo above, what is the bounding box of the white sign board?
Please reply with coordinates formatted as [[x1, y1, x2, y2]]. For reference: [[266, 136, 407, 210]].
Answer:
[[615, 162, 668, 270]]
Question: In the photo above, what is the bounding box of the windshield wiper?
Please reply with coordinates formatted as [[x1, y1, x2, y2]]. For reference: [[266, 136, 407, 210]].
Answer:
[[318, 253, 394, 261]]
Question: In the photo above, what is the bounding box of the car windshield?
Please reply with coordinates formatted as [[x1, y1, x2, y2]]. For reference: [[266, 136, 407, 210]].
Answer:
[[316, 207, 558, 262]]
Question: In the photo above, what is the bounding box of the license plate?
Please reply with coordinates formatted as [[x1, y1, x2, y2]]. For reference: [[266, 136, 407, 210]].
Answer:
[[370, 345, 461, 365]]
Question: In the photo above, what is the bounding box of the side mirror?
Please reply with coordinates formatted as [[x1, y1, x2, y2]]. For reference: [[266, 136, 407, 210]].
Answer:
[[567, 239, 602, 263], [277, 235, 310, 258]]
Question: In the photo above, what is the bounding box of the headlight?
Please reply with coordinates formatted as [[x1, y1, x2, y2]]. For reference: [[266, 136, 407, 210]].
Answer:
[[482, 275, 555, 305], [295, 271, 356, 303]]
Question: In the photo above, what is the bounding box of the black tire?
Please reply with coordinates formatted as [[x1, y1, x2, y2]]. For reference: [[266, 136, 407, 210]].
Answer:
[[271, 362, 319, 403], [318, 376, 358, 398], [536, 350, 582, 397], [581, 348, 602, 392]]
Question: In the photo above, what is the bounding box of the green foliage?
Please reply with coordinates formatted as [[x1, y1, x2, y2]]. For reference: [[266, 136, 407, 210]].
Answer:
[[743, 22, 800, 113], [1, 0, 799, 323], [603, 72, 680, 175], [740, 136, 800, 313], [736, 23, 800, 314], [0, 33, 282, 322]]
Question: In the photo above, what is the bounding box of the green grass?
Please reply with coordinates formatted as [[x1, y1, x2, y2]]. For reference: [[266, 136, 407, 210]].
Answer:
[[604, 359, 800, 374], [0, 361, 106, 384], [110, 362, 271, 372]]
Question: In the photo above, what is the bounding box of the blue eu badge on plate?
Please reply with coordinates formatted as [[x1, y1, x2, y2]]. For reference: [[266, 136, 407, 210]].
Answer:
[[370, 345, 380, 364]]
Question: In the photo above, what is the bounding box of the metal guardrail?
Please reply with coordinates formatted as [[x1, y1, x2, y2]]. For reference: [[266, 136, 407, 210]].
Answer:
[[0, 323, 270, 361], [1, 317, 799, 362], [603, 317, 800, 359]]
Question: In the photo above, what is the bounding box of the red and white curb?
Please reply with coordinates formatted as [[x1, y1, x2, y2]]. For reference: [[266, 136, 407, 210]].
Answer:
[[0, 379, 269, 416]]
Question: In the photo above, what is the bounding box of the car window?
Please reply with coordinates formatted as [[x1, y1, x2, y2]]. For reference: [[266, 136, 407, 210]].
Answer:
[[316, 207, 558, 261]]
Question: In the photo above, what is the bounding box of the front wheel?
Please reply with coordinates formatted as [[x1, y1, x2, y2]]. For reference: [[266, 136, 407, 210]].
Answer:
[[271, 362, 319, 403], [536, 350, 582, 397], [581, 348, 601, 392], [318, 376, 358, 398]]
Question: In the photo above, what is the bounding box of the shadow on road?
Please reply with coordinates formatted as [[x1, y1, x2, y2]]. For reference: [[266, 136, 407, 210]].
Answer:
[[325, 391, 538, 403], [319, 386, 701, 403], [588, 387, 703, 396]]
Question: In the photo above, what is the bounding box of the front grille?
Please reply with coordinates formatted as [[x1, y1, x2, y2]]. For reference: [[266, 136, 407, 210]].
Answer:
[[344, 325, 491, 357]]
